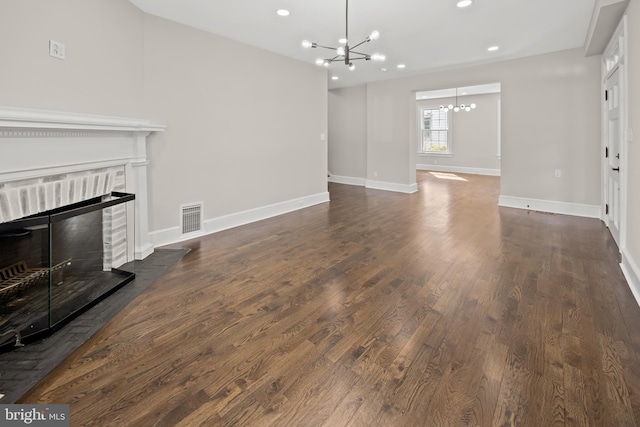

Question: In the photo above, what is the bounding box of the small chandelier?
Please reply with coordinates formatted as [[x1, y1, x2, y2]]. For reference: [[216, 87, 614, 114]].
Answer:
[[302, 0, 386, 71], [440, 88, 477, 112]]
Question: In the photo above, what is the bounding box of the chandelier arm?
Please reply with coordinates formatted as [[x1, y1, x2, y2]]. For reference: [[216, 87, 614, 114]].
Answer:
[[349, 50, 370, 56], [315, 44, 339, 51], [349, 39, 369, 50], [348, 57, 371, 61]]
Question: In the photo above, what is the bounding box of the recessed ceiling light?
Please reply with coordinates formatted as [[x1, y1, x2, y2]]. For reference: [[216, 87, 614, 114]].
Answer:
[[487, 46, 499, 52], [331, 76, 339, 80], [380, 68, 388, 72], [397, 64, 406, 69], [276, 9, 290, 16], [457, 0, 473, 7]]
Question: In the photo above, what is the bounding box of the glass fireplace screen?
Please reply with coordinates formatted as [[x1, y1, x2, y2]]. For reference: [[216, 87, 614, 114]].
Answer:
[[0, 192, 135, 350]]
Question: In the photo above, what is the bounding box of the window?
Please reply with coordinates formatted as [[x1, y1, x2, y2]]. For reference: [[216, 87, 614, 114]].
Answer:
[[419, 107, 451, 154]]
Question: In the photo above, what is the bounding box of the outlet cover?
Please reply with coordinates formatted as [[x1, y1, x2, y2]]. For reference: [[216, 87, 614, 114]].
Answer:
[[49, 40, 65, 60]]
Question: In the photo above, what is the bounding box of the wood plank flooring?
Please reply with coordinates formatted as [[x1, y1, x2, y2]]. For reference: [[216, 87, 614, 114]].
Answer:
[[19, 171, 640, 426]]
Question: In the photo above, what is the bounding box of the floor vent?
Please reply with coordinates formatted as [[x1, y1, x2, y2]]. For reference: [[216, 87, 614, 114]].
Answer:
[[181, 203, 203, 235]]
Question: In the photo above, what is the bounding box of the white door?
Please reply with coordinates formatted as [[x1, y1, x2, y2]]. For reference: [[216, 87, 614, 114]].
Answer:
[[605, 67, 622, 246]]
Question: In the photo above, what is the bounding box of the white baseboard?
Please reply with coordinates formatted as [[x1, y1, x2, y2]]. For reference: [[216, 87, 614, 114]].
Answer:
[[621, 250, 640, 308], [328, 174, 366, 186], [498, 195, 601, 218], [328, 174, 419, 194], [134, 243, 155, 260], [366, 180, 418, 194], [417, 164, 501, 176], [150, 192, 330, 247]]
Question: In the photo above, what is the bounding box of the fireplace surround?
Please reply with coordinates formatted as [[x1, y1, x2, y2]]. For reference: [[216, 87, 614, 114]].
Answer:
[[0, 106, 164, 349]]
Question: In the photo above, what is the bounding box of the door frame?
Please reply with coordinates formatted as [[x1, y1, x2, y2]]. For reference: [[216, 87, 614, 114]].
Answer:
[[602, 16, 628, 251]]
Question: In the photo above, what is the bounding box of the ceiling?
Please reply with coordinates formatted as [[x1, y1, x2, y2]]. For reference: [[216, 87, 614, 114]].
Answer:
[[127, 0, 596, 90]]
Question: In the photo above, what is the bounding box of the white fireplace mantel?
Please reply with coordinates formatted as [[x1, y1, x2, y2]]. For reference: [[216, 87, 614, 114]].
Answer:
[[0, 106, 165, 133], [0, 106, 166, 260]]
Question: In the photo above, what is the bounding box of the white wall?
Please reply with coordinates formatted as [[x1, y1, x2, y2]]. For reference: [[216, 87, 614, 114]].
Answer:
[[328, 85, 367, 182], [622, 0, 640, 292], [415, 93, 501, 174], [0, 0, 330, 248], [360, 48, 601, 209], [143, 15, 329, 235], [0, 0, 144, 117]]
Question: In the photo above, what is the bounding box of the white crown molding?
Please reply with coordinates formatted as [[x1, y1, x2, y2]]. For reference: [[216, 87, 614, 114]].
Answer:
[[498, 195, 602, 218], [584, 0, 630, 56], [0, 106, 165, 133]]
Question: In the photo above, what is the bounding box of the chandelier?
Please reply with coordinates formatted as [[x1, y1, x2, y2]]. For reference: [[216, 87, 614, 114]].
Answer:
[[301, 0, 386, 71], [440, 88, 477, 112]]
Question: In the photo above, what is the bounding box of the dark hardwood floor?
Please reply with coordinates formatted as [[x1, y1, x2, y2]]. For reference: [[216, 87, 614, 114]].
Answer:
[[19, 171, 640, 426]]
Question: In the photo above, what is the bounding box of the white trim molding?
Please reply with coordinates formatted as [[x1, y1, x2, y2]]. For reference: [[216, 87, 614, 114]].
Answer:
[[498, 196, 602, 219], [621, 250, 640, 308], [150, 192, 331, 248], [417, 164, 501, 177], [366, 180, 418, 194], [498, 195, 602, 218], [328, 174, 367, 186]]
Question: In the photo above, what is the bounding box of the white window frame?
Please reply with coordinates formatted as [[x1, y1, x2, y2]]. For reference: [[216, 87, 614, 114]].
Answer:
[[417, 106, 453, 157]]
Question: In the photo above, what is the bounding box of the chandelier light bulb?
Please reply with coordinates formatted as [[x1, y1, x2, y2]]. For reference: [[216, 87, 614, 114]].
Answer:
[[371, 53, 386, 61], [348, 63, 356, 71], [339, 38, 348, 44], [302, 40, 312, 49], [439, 92, 478, 113], [337, 46, 346, 56], [369, 30, 380, 41], [315, 58, 325, 66]]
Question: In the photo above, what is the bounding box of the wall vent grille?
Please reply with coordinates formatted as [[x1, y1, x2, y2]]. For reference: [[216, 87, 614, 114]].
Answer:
[[181, 203, 203, 235]]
